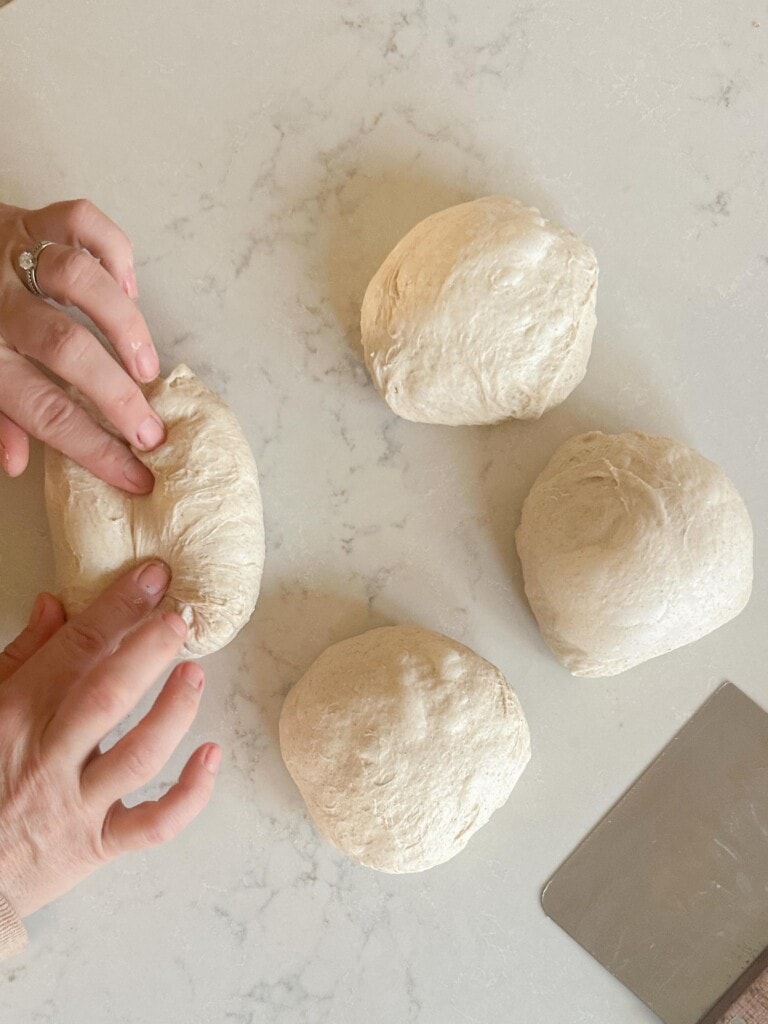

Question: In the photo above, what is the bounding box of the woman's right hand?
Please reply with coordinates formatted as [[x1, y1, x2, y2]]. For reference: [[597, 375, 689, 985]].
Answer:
[[0, 561, 220, 920]]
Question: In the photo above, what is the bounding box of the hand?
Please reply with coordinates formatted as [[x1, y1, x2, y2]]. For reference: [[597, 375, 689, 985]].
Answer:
[[0, 561, 220, 919], [0, 200, 165, 493]]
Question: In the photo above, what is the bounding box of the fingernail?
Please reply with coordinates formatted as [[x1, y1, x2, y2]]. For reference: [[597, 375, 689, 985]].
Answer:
[[136, 347, 159, 382], [164, 611, 188, 638], [203, 744, 222, 774], [28, 593, 46, 628], [123, 456, 154, 493], [137, 560, 170, 595], [136, 416, 165, 450], [124, 268, 139, 300], [0, 440, 8, 475], [183, 662, 204, 691]]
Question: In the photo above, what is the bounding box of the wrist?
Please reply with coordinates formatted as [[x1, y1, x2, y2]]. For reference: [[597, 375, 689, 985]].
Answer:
[[0, 891, 27, 959], [0, 831, 33, 919]]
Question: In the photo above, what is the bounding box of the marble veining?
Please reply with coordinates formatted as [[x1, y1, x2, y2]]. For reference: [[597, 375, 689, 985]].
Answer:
[[0, 1, 766, 1021]]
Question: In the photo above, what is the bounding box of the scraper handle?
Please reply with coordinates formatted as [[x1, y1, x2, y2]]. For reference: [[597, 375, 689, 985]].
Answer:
[[705, 956, 768, 1024]]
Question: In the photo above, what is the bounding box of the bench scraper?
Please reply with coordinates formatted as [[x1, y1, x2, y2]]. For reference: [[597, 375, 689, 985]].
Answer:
[[542, 682, 768, 1023]]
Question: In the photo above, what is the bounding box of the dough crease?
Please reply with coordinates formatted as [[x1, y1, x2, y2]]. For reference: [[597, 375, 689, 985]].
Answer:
[[45, 364, 265, 657]]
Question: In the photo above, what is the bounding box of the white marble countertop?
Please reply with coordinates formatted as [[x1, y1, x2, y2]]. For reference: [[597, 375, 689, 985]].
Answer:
[[1, 2, 766, 1021]]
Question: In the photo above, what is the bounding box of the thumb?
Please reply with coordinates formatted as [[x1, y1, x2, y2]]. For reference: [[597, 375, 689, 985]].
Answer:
[[0, 594, 66, 682]]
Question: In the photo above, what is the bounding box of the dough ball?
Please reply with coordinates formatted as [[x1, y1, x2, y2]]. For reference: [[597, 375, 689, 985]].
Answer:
[[279, 625, 531, 873], [515, 431, 753, 677], [360, 195, 598, 425], [45, 364, 265, 657]]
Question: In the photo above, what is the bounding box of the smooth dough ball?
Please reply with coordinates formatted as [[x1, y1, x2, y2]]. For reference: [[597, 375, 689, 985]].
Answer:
[[515, 431, 753, 677], [279, 625, 531, 873], [45, 364, 265, 657], [360, 195, 598, 425]]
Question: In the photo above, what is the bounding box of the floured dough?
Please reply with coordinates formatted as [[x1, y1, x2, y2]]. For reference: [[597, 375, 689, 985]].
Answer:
[[279, 625, 531, 873], [515, 431, 753, 677], [45, 364, 265, 658], [360, 195, 598, 425]]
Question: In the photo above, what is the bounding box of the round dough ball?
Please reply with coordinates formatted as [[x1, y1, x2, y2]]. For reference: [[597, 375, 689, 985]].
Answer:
[[279, 625, 531, 873], [45, 364, 265, 657], [360, 195, 598, 425], [515, 431, 753, 677]]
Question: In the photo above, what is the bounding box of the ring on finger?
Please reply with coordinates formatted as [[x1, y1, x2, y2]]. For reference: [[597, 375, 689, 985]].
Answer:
[[18, 241, 55, 299]]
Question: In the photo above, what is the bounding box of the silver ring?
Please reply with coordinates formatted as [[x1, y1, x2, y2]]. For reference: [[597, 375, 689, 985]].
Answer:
[[18, 240, 55, 299]]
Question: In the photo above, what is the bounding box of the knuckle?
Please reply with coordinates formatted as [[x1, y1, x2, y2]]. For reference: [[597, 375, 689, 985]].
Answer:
[[114, 381, 145, 413], [34, 388, 78, 437], [66, 198, 98, 231], [2, 636, 29, 669], [61, 618, 110, 661], [83, 680, 124, 720], [86, 811, 113, 863], [174, 683, 200, 715], [56, 248, 100, 298], [144, 816, 179, 847], [0, 689, 30, 731], [121, 744, 158, 782], [121, 307, 145, 338], [46, 320, 91, 367]]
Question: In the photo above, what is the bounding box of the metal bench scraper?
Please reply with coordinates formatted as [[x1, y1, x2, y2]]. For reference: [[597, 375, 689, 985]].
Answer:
[[542, 682, 768, 1024]]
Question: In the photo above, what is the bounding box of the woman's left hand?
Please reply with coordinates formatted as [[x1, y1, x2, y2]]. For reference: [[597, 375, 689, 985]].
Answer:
[[0, 200, 165, 492]]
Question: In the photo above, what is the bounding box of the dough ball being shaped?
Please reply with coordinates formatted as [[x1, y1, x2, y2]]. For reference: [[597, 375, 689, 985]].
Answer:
[[279, 625, 531, 873], [360, 195, 598, 425], [45, 364, 265, 658], [515, 431, 753, 677]]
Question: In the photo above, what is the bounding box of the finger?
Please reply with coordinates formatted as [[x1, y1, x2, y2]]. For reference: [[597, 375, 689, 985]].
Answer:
[[31, 244, 158, 383], [0, 410, 29, 477], [6, 289, 164, 446], [18, 561, 171, 697], [0, 594, 66, 683], [102, 743, 220, 855], [23, 199, 139, 300], [82, 661, 204, 806], [45, 608, 188, 762], [0, 347, 154, 493]]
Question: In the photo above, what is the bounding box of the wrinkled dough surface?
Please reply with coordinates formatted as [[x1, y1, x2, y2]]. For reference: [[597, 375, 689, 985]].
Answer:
[[45, 364, 265, 657], [279, 625, 531, 873], [515, 431, 753, 677], [360, 195, 598, 426]]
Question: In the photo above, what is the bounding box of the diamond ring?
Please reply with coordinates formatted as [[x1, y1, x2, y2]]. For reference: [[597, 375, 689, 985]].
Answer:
[[18, 240, 55, 299]]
